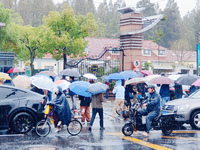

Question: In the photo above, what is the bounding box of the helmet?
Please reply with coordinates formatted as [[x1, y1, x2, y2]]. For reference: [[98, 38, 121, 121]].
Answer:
[[147, 84, 155, 89]]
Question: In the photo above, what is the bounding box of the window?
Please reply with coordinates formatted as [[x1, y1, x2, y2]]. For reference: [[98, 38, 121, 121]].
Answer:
[[0, 87, 26, 100], [158, 50, 165, 56], [44, 66, 54, 71], [143, 49, 151, 56]]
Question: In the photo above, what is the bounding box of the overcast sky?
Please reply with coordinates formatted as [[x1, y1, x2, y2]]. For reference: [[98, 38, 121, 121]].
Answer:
[[53, 0, 196, 18]]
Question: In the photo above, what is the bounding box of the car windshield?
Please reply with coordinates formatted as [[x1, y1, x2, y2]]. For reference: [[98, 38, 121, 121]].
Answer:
[[189, 89, 200, 98]]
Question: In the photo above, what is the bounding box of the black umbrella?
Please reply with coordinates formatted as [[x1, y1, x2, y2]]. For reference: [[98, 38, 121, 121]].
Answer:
[[59, 68, 81, 77], [176, 74, 199, 85]]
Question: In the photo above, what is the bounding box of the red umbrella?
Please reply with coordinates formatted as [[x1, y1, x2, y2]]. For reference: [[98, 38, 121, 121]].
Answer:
[[7, 67, 25, 73], [140, 70, 154, 76], [148, 76, 174, 84]]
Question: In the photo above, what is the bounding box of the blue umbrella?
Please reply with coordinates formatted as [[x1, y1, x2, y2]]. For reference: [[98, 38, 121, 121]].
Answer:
[[69, 81, 91, 97], [86, 82, 108, 95], [106, 73, 126, 80], [120, 70, 137, 79]]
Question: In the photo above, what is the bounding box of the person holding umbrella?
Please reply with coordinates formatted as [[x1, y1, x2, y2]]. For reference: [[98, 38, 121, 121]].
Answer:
[[0, 80, 4, 85], [159, 84, 170, 108], [111, 80, 125, 120], [68, 76, 77, 110], [174, 81, 183, 99]]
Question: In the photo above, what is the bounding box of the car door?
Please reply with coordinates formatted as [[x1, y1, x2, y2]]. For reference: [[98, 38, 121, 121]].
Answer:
[[0, 86, 20, 127]]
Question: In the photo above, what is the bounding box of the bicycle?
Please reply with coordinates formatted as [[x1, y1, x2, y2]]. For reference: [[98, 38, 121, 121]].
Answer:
[[35, 105, 82, 137]]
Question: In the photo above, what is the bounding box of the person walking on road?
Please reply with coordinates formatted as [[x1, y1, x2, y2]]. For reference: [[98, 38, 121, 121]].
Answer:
[[159, 84, 170, 108], [68, 76, 77, 110], [89, 93, 105, 131], [79, 95, 92, 125], [111, 80, 125, 120], [174, 81, 183, 99]]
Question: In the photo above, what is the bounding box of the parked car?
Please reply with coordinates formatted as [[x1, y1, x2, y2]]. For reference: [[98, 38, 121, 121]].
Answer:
[[162, 89, 200, 129], [0, 85, 45, 134]]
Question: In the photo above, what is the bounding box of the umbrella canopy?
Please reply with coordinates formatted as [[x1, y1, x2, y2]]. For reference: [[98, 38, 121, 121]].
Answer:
[[106, 73, 126, 80], [69, 81, 91, 97], [125, 77, 145, 85], [167, 74, 182, 81], [140, 70, 154, 76], [149, 76, 174, 85], [38, 71, 57, 76], [13, 75, 31, 89], [0, 72, 12, 80], [192, 79, 200, 86], [59, 68, 81, 77], [135, 71, 144, 77], [86, 82, 108, 95], [83, 73, 97, 80], [54, 80, 70, 90], [30, 74, 52, 81], [120, 70, 137, 79], [144, 75, 161, 82], [101, 75, 108, 81], [176, 74, 199, 85], [7, 67, 25, 73], [32, 76, 54, 90]]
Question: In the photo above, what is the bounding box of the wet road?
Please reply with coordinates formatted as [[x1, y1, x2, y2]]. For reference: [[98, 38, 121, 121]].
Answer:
[[0, 99, 200, 150]]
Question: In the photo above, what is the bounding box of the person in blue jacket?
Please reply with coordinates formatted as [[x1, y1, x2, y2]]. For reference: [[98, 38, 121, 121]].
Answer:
[[159, 84, 170, 108], [137, 84, 161, 136], [68, 76, 76, 110]]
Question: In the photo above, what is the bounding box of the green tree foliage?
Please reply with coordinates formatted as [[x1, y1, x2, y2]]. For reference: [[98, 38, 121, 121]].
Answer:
[[160, 0, 182, 48], [14, 25, 51, 75], [43, 4, 98, 69]]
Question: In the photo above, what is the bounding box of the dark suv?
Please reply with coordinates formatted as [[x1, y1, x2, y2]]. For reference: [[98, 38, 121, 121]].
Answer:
[[0, 85, 45, 134]]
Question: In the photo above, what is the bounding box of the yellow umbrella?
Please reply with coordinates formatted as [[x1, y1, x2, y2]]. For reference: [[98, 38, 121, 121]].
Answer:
[[13, 75, 31, 89], [0, 72, 12, 80]]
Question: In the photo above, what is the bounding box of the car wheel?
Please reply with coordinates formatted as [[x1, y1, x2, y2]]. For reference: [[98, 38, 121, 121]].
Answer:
[[11, 112, 34, 134], [190, 111, 200, 130]]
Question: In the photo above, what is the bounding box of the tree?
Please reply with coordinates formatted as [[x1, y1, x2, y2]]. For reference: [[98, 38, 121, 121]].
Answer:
[[169, 39, 193, 66], [43, 4, 98, 69], [160, 0, 182, 48], [14, 25, 51, 75]]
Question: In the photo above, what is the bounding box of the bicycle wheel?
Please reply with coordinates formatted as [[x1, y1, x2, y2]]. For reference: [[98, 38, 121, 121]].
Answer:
[[35, 120, 51, 137], [67, 120, 82, 136]]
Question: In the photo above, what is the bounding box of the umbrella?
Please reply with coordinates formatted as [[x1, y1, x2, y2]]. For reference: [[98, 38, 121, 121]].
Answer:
[[106, 73, 126, 80], [120, 70, 137, 79], [69, 81, 91, 97], [135, 71, 144, 77], [144, 75, 161, 82], [30, 74, 52, 81], [83, 73, 97, 80], [0, 72, 12, 80], [149, 76, 174, 85], [54, 80, 70, 90], [125, 78, 145, 85], [86, 82, 108, 95], [38, 71, 57, 76], [140, 70, 154, 76], [192, 79, 200, 86], [32, 76, 54, 90], [101, 75, 108, 81], [167, 74, 182, 81], [176, 74, 199, 85], [7, 67, 25, 73], [59, 68, 81, 77], [13, 75, 31, 89]]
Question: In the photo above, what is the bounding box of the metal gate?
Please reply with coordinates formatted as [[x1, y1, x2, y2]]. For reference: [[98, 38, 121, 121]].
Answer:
[[65, 47, 124, 78]]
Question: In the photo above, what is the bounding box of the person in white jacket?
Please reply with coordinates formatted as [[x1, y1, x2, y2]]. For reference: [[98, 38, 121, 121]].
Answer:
[[111, 80, 125, 120]]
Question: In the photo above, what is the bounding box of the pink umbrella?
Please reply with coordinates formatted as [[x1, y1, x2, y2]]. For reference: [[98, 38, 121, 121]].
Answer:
[[7, 67, 25, 73], [140, 70, 154, 76], [148, 76, 174, 84], [54, 80, 70, 90], [192, 79, 200, 86]]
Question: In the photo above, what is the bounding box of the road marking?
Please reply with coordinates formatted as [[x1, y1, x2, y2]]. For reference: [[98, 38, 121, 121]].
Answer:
[[172, 130, 200, 134], [108, 133, 172, 150], [163, 136, 200, 141]]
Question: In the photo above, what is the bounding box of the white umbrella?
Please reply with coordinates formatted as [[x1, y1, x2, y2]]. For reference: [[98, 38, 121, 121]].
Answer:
[[168, 74, 182, 81], [83, 73, 97, 80], [32, 76, 54, 90], [86, 82, 108, 95]]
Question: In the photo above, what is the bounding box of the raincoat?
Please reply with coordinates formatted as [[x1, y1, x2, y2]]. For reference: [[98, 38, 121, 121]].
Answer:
[[48, 86, 71, 126]]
